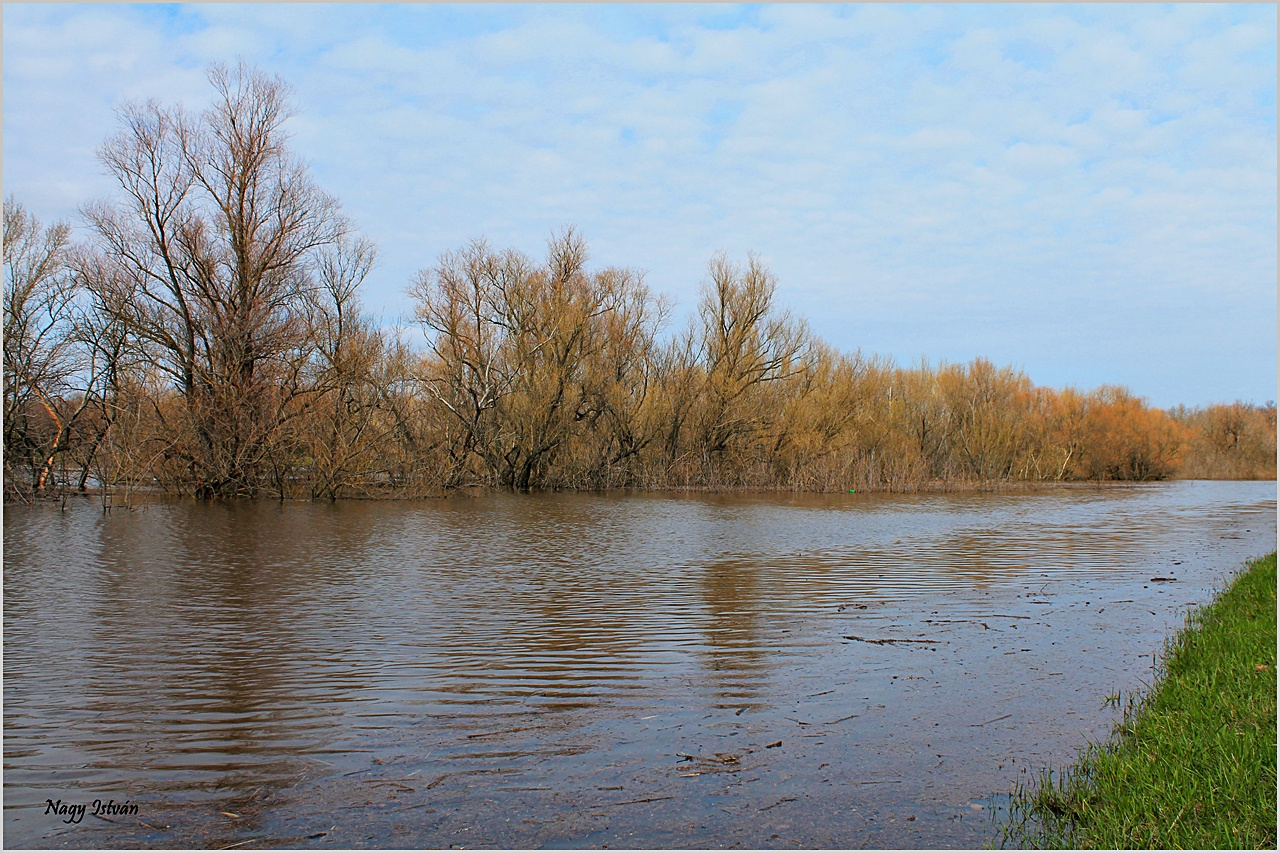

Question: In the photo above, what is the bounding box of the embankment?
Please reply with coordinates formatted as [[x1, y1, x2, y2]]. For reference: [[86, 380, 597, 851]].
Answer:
[[1003, 551, 1278, 849]]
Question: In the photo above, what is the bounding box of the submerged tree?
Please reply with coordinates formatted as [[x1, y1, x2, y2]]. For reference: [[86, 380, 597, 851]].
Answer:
[[2, 198, 83, 498], [412, 229, 667, 490], [692, 252, 809, 480], [81, 61, 366, 497]]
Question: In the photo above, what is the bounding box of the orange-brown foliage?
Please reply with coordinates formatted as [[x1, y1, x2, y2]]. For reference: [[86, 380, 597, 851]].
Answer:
[[1172, 402, 1277, 480]]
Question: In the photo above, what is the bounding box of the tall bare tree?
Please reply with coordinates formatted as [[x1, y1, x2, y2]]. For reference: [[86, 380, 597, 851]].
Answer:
[[81, 61, 359, 497], [693, 252, 808, 479], [2, 198, 97, 498], [411, 238, 528, 487], [413, 229, 666, 490]]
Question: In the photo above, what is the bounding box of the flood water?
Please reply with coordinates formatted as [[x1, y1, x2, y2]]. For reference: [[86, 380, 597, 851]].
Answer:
[[4, 480, 1275, 849]]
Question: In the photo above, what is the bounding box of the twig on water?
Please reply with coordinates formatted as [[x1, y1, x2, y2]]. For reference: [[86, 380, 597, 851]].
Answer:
[[677, 752, 740, 764], [760, 797, 797, 811], [843, 635, 945, 645], [387, 803, 436, 814], [218, 837, 273, 850], [969, 713, 1013, 727], [363, 780, 416, 791], [466, 724, 547, 739], [602, 795, 675, 807], [425, 767, 515, 789]]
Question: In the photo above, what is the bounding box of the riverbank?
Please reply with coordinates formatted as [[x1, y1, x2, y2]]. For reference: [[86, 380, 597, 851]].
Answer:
[[1002, 551, 1278, 849]]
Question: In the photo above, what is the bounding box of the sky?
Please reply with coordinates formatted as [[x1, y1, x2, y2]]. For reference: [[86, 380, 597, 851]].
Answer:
[[3, 3, 1276, 408]]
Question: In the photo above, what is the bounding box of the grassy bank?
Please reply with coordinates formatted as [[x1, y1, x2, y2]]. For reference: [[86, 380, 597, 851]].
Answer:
[[1002, 552, 1277, 849]]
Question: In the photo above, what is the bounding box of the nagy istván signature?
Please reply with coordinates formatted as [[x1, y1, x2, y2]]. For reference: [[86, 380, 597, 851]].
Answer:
[[45, 798, 139, 824]]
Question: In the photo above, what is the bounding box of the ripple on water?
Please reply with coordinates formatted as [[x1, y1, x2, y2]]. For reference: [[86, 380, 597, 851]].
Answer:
[[3, 480, 1274, 847]]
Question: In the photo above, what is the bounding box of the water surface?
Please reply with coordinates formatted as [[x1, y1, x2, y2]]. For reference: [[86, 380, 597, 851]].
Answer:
[[4, 481, 1275, 848]]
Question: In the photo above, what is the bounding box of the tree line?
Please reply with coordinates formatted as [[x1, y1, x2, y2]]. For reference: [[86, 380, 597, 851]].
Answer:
[[5, 64, 1275, 502]]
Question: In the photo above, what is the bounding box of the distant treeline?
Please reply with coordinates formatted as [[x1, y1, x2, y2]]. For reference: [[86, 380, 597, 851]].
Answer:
[[4, 64, 1275, 501]]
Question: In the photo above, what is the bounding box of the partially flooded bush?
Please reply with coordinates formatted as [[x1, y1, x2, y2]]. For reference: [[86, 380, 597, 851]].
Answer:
[[1171, 401, 1277, 480]]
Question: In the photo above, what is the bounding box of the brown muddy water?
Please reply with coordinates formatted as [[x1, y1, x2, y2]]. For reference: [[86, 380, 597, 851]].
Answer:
[[3, 481, 1275, 849]]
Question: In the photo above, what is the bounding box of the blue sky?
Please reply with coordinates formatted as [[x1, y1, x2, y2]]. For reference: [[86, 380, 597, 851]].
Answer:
[[4, 3, 1276, 408]]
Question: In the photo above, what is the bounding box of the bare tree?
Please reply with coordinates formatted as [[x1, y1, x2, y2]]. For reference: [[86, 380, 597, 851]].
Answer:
[[940, 358, 1034, 482], [493, 229, 626, 490], [81, 61, 359, 497], [297, 235, 396, 499], [693, 253, 809, 478], [576, 267, 670, 486], [2, 198, 94, 499], [411, 238, 528, 487], [412, 229, 666, 490]]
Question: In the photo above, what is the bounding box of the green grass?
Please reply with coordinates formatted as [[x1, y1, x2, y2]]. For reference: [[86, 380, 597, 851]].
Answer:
[[1002, 552, 1277, 849]]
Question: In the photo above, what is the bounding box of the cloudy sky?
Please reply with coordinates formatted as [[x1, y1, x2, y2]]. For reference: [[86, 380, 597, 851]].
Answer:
[[4, 3, 1276, 407]]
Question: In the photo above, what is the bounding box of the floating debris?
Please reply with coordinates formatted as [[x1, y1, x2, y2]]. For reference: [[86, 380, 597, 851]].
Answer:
[[843, 635, 945, 645]]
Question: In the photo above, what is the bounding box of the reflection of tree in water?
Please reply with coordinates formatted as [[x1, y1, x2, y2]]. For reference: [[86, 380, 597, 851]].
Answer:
[[82, 501, 378, 803], [428, 575, 650, 715], [935, 521, 1146, 588], [934, 532, 1008, 587], [696, 556, 772, 701], [418, 494, 656, 715]]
